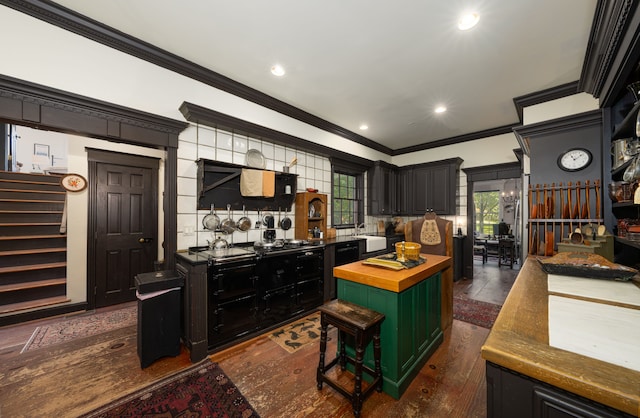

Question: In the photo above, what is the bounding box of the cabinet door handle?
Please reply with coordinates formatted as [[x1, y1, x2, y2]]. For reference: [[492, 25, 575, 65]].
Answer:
[[138, 237, 153, 243]]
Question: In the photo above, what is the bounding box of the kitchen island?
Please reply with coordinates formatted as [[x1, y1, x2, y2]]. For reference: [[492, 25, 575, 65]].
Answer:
[[333, 254, 451, 399], [481, 258, 639, 417]]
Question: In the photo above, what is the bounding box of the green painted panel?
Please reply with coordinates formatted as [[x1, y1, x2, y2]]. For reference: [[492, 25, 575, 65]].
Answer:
[[336, 271, 442, 399]]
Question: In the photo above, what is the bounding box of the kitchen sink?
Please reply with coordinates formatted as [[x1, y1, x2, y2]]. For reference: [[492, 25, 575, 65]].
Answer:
[[353, 235, 387, 253]]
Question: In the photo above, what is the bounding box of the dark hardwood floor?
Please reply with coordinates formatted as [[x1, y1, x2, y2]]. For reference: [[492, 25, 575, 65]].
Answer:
[[0, 260, 518, 417]]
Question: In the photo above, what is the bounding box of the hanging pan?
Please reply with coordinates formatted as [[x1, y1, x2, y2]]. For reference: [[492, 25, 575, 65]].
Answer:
[[220, 204, 236, 234], [280, 207, 292, 231], [236, 205, 252, 232], [202, 203, 220, 231]]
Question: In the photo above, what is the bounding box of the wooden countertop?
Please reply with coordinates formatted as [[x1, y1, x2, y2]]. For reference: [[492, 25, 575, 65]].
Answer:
[[333, 254, 451, 293], [481, 258, 640, 416]]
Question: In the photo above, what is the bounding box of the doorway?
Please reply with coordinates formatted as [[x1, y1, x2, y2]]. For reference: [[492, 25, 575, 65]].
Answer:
[[88, 149, 159, 308], [462, 162, 522, 280]]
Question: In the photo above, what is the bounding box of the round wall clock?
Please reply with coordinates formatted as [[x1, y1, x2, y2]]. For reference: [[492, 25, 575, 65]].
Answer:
[[60, 173, 87, 192], [557, 148, 592, 172]]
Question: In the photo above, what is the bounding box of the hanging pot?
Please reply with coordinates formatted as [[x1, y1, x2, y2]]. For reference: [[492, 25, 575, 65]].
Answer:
[[220, 204, 236, 234], [202, 203, 220, 231], [237, 205, 252, 232], [280, 207, 292, 231]]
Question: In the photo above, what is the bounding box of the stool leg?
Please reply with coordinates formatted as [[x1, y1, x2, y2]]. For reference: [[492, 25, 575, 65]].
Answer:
[[339, 330, 347, 371], [373, 324, 383, 392], [352, 330, 364, 418], [317, 316, 328, 390]]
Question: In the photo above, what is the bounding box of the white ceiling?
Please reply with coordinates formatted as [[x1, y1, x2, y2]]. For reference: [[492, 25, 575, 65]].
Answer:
[[52, 0, 598, 151]]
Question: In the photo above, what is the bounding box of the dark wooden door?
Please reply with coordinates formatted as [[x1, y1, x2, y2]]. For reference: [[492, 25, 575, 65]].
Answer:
[[93, 157, 158, 307]]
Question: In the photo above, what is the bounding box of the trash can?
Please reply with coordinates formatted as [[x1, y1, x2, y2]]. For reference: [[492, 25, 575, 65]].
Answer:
[[135, 270, 184, 368]]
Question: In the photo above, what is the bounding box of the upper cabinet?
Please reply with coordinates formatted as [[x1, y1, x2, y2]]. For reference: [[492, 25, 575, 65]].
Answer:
[[367, 158, 462, 216], [368, 161, 398, 215]]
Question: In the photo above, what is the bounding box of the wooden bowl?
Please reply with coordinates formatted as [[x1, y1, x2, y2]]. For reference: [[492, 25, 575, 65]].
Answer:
[[396, 241, 421, 261]]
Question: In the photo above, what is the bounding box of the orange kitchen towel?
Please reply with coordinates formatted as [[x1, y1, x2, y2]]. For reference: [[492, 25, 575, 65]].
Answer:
[[262, 170, 275, 197], [240, 169, 263, 196]]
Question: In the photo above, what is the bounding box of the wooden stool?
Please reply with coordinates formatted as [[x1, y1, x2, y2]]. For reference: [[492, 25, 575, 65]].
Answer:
[[316, 299, 385, 417]]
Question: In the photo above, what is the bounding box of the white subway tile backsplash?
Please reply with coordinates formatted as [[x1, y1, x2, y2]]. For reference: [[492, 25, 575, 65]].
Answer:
[[180, 125, 198, 144], [177, 158, 197, 178], [248, 138, 262, 152], [233, 151, 246, 166], [261, 143, 274, 159], [197, 144, 216, 160], [217, 130, 232, 150], [177, 177, 197, 196], [177, 195, 197, 214], [198, 126, 216, 147], [233, 134, 247, 153], [177, 140, 197, 160], [216, 148, 233, 164]]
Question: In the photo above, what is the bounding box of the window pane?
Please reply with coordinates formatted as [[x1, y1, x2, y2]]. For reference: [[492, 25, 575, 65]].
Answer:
[[331, 170, 362, 227], [473, 191, 500, 235]]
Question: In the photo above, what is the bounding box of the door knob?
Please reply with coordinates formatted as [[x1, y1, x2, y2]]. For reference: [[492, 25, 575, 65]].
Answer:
[[139, 238, 153, 243]]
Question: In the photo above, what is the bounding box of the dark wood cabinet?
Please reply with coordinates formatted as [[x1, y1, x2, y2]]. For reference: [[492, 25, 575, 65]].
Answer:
[[368, 158, 461, 216], [486, 362, 634, 418], [410, 158, 461, 215], [368, 161, 397, 215], [396, 167, 412, 215]]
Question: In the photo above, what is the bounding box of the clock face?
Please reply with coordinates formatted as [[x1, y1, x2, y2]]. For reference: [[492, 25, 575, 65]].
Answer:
[[557, 148, 592, 172]]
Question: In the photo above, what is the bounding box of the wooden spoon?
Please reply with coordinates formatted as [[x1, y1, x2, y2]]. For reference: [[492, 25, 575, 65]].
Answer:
[[572, 181, 580, 220], [594, 179, 601, 221], [531, 184, 539, 219], [567, 181, 573, 236], [559, 183, 564, 241], [582, 180, 590, 219]]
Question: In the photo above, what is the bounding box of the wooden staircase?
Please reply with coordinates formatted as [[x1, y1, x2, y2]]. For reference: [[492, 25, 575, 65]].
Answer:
[[0, 171, 69, 314]]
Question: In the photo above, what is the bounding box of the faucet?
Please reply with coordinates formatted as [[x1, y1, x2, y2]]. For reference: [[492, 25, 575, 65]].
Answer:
[[354, 223, 366, 235]]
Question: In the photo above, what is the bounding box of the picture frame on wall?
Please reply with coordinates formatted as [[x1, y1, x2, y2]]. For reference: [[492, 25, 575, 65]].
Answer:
[[34, 143, 49, 157]]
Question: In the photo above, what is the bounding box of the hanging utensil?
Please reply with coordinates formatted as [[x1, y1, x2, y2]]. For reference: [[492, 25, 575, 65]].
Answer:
[[563, 182, 571, 219], [531, 184, 539, 219], [545, 183, 555, 256], [594, 179, 601, 221], [202, 203, 220, 231], [237, 205, 252, 232], [574, 181, 581, 232], [281, 207, 292, 231], [582, 180, 590, 219], [220, 204, 236, 234], [289, 156, 298, 167], [559, 182, 564, 242]]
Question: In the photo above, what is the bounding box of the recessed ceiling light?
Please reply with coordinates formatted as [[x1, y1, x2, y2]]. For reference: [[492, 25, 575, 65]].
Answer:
[[458, 12, 479, 30], [434, 105, 447, 114], [271, 64, 285, 77], [359, 124, 369, 130]]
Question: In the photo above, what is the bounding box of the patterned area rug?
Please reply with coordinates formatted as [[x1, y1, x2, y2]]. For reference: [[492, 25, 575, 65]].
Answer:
[[22, 305, 137, 352], [453, 294, 502, 329], [80, 360, 260, 418], [268, 312, 323, 353]]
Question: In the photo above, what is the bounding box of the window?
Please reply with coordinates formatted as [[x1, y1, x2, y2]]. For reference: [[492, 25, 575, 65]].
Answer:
[[331, 159, 365, 228], [474, 190, 500, 235]]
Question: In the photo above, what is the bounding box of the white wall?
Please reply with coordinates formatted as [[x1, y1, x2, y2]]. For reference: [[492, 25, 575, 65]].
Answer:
[[524, 93, 598, 125]]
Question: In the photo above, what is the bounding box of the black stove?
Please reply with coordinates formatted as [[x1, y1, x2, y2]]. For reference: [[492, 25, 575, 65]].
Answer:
[[188, 240, 323, 263]]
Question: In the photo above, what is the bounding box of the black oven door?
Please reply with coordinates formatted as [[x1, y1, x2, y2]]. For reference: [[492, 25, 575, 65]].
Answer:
[[295, 249, 324, 310], [208, 259, 258, 348]]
